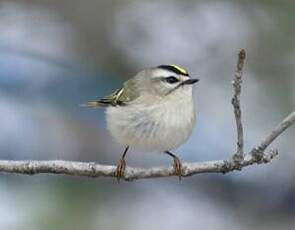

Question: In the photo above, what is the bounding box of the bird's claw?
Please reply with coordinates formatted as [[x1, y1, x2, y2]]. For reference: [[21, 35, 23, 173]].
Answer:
[[114, 158, 126, 183], [173, 156, 182, 181]]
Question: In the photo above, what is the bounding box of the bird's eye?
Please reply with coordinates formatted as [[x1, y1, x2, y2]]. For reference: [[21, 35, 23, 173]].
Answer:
[[165, 76, 179, 84]]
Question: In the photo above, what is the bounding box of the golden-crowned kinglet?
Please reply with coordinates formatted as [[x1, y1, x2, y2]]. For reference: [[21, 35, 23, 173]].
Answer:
[[84, 65, 199, 180]]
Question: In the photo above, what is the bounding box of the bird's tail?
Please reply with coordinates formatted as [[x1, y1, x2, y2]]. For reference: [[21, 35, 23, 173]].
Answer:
[[81, 88, 124, 108], [79, 100, 109, 108]]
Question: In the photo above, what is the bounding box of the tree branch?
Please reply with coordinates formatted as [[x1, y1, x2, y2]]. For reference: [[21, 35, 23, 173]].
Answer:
[[0, 149, 278, 181], [232, 49, 246, 163], [251, 110, 295, 161], [0, 49, 294, 181]]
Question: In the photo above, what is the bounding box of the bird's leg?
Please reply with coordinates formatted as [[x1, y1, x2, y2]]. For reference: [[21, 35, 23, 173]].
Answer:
[[114, 146, 129, 182], [164, 151, 183, 180]]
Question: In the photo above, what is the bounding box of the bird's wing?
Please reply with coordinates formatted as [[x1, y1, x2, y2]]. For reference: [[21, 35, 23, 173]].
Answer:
[[83, 79, 139, 107]]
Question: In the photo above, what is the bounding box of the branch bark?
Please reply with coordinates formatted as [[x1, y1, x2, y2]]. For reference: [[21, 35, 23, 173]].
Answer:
[[0, 150, 278, 181], [0, 49, 294, 181], [232, 49, 246, 163]]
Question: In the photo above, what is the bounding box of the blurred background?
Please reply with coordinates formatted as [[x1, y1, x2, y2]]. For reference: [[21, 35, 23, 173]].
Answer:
[[0, 0, 295, 229]]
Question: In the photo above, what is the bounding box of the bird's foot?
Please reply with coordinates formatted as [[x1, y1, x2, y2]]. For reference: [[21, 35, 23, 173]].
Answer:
[[172, 156, 183, 181], [114, 158, 126, 183]]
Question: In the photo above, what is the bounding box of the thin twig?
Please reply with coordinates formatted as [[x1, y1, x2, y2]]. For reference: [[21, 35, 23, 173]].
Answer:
[[231, 49, 246, 163], [251, 111, 295, 161]]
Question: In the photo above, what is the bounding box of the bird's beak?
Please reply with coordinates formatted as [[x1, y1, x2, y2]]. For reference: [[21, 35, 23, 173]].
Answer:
[[166, 78, 199, 95], [182, 78, 199, 85]]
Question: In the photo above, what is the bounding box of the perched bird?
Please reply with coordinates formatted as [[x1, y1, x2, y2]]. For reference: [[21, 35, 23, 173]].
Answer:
[[84, 64, 199, 180]]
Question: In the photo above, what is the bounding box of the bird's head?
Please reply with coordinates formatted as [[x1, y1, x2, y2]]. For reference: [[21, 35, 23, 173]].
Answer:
[[141, 64, 199, 97]]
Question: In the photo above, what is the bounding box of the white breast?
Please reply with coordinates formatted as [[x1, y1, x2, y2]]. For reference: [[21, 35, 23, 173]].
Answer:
[[106, 88, 195, 152]]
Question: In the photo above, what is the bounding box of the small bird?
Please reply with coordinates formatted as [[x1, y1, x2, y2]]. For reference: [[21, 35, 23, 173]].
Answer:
[[84, 65, 199, 180]]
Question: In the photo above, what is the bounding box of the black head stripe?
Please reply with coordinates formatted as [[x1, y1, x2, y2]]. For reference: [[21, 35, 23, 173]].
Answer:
[[157, 65, 189, 76]]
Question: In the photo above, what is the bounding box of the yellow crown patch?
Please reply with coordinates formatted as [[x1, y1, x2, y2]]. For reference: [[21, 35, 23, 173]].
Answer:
[[157, 64, 189, 76], [169, 65, 188, 76]]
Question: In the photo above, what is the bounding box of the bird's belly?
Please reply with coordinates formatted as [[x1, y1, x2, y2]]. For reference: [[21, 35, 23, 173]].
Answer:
[[106, 102, 195, 152]]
